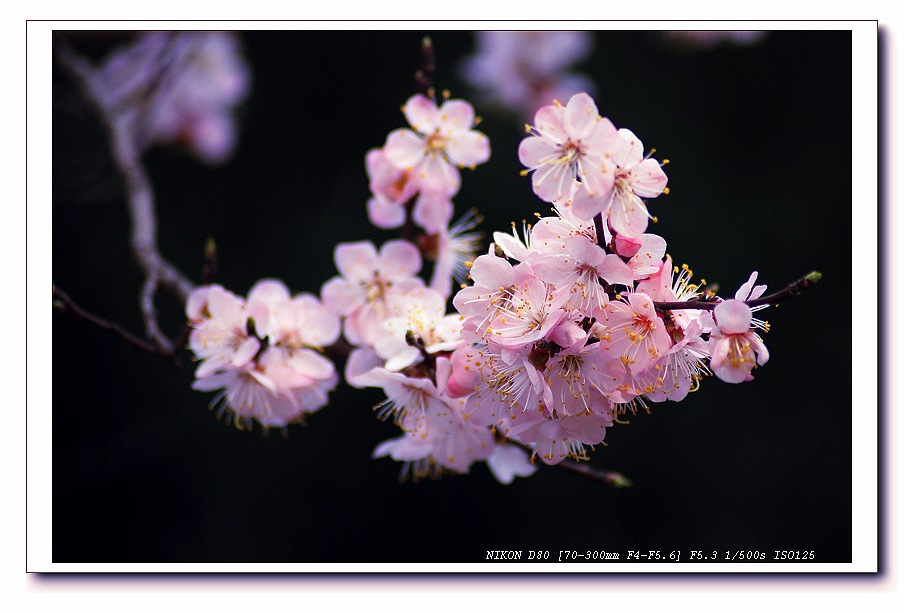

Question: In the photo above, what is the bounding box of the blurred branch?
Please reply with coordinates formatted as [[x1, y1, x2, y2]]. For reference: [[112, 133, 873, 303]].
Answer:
[[54, 34, 196, 352], [414, 36, 436, 98]]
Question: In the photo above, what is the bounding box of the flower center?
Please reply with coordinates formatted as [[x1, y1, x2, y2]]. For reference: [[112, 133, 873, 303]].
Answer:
[[363, 275, 392, 313], [727, 336, 753, 368], [425, 130, 449, 157], [560, 138, 586, 165]]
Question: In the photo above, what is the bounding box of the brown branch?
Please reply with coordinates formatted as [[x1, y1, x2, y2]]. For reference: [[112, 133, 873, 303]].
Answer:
[[551, 457, 633, 487], [504, 437, 632, 488], [53, 284, 181, 366], [54, 33, 197, 351], [414, 36, 436, 98], [654, 271, 822, 312]]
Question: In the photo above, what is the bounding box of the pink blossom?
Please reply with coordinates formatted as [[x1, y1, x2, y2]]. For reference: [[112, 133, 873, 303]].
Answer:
[[383, 94, 490, 196], [186, 284, 260, 378], [529, 233, 633, 311], [241, 279, 340, 353], [364, 147, 419, 229], [607, 129, 668, 237], [428, 396, 495, 474], [708, 300, 769, 383], [595, 292, 672, 374], [486, 443, 538, 484], [470, 276, 567, 349], [98, 31, 251, 164], [367, 367, 449, 429], [512, 410, 613, 466], [634, 319, 711, 402], [452, 253, 534, 342], [636, 257, 710, 333], [570, 128, 668, 237], [369, 366, 494, 477], [445, 344, 483, 398], [375, 285, 463, 372], [623, 234, 668, 279], [461, 343, 549, 435], [191, 364, 298, 430], [458, 31, 596, 121], [186, 279, 341, 429], [320, 239, 425, 347], [518, 92, 623, 206], [542, 338, 625, 417]]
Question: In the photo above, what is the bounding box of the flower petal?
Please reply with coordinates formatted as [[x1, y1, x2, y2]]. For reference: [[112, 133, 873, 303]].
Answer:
[[714, 300, 753, 334], [334, 241, 378, 281], [436, 99, 475, 133], [401, 93, 438, 133], [446, 129, 490, 167], [379, 239, 422, 278], [383, 128, 425, 169], [563, 92, 600, 140]]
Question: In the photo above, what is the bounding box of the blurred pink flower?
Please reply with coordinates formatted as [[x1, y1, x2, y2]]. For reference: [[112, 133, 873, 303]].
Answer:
[[459, 31, 596, 121], [186, 279, 340, 429], [98, 31, 251, 164], [663, 30, 768, 51]]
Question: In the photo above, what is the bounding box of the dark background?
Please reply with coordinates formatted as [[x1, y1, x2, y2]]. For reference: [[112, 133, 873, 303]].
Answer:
[[51, 29, 854, 564]]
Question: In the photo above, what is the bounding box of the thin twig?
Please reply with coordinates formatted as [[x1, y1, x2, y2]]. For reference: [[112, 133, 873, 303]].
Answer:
[[551, 457, 633, 487], [654, 271, 822, 312], [505, 437, 632, 488], [414, 36, 436, 98], [52, 284, 180, 366]]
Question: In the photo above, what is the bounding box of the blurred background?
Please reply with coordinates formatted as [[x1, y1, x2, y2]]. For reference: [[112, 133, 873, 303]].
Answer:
[[51, 29, 853, 564]]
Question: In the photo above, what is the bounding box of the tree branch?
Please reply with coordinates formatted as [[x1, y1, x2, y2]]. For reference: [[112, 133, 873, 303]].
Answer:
[[52, 284, 181, 366], [504, 437, 632, 488], [414, 36, 436, 98], [54, 34, 196, 351], [653, 271, 821, 312]]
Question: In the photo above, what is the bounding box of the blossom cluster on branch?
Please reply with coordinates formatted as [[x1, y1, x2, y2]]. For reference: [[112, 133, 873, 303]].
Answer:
[[53, 31, 814, 487], [183, 80, 789, 483]]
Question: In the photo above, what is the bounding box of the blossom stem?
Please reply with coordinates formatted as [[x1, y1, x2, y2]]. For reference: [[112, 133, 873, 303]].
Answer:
[[414, 36, 436, 98], [653, 271, 822, 312]]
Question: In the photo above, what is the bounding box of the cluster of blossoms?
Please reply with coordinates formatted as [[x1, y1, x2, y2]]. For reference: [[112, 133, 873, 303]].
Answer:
[[320, 91, 773, 483], [173, 39, 789, 484], [55, 32, 811, 487], [364, 91, 489, 298], [458, 31, 597, 122], [96, 31, 251, 164], [186, 280, 341, 429]]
